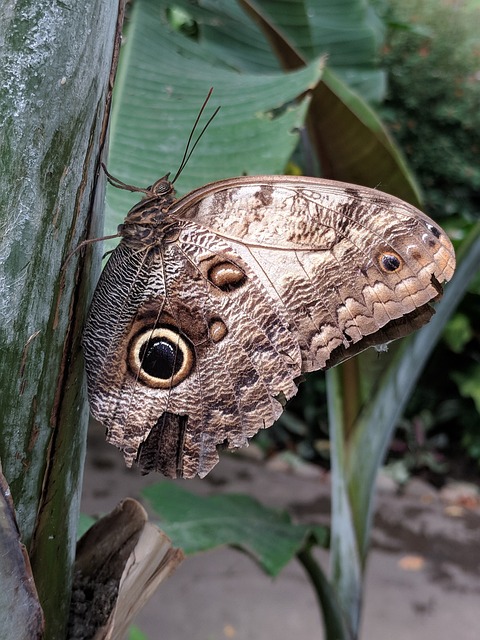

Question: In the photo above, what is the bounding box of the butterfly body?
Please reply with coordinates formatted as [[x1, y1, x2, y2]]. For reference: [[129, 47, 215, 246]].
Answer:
[[83, 175, 455, 478]]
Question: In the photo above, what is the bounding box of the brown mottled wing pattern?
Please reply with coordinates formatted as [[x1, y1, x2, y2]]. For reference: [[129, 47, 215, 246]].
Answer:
[[83, 176, 455, 478]]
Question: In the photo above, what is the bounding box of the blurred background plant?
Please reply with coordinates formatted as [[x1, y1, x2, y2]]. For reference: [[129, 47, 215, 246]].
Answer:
[[379, 0, 480, 477], [263, 0, 480, 484]]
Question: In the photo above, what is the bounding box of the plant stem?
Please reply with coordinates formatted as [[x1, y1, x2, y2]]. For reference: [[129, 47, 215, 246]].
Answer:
[[297, 545, 352, 640]]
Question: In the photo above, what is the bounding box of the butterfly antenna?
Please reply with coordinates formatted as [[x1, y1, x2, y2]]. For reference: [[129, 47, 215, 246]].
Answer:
[[171, 88, 220, 184]]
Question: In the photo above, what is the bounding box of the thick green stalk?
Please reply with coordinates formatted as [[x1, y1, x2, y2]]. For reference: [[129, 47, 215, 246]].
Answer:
[[297, 545, 351, 640], [0, 1, 122, 637]]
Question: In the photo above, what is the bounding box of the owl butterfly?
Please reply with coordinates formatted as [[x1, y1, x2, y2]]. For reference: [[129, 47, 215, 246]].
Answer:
[[83, 162, 455, 479]]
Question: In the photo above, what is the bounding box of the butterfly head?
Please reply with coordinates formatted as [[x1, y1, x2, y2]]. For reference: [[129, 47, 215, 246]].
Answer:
[[117, 176, 180, 248], [145, 174, 174, 197]]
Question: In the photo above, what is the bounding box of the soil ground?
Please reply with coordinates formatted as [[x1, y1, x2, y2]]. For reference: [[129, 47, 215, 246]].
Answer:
[[81, 428, 480, 640]]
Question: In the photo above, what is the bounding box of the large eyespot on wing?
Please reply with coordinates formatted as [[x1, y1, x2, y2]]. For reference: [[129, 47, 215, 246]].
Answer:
[[128, 325, 195, 389]]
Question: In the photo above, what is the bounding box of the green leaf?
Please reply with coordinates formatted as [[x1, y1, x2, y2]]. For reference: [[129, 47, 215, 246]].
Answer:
[[127, 625, 149, 640], [243, 0, 386, 100], [77, 513, 97, 539], [443, 312, 473, 353], [106, 0, 325, 238], [178, 0, 385, 100], [142, 483, 328, 577], [451, 364, 480, 414]]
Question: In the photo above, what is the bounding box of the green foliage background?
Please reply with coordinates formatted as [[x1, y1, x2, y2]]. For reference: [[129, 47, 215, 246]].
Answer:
[[265, 0, 480, 476], [374, 0, 480, 473]]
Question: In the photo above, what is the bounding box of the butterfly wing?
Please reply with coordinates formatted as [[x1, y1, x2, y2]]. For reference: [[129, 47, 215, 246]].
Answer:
[[83, 176, 455, 478], [83, 225, 303, 477], [171, 176, 455, 370]]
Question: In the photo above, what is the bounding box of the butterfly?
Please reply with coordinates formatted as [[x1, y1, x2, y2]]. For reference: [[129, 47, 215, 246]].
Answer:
[[82, 166, 455, 478]]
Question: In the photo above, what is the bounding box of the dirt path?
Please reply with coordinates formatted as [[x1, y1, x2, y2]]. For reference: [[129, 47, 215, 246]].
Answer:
[[81, 428, 480, 640]]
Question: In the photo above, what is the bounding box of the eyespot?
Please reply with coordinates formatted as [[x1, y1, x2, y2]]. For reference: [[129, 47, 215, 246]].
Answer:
[[378, 251, 402, 272], [425, 222, 441, 239], [209, 318, 228, 343], [129, 326, 194, 388], [208, 261, 247, 291]]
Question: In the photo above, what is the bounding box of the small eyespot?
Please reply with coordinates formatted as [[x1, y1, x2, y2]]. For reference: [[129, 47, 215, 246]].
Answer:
[[209, 318, 228, 343], [378, 251, 402, 272], [426, 222, 441, 239], [129, 326, 194, 388], [208, 261, 247, 291], [123, 446, 137, 456]]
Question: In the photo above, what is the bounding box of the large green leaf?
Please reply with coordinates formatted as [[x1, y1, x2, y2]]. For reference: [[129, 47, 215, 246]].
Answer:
[[143, 482, 328, 577], [174, 0, 385, 99], [105, 0, 413, 241], [106, 0, 325, 237], [242, 0, 386, 100]]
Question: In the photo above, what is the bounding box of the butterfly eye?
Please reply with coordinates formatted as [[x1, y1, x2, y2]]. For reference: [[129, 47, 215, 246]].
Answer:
[[378, 251, 402, 273], [129, 326, 194, 388]]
